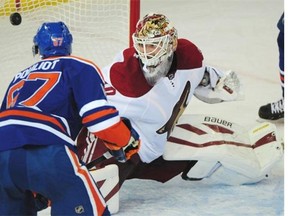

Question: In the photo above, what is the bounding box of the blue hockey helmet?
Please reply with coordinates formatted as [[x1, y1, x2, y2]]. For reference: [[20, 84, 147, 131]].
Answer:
[[33, 21, 73, 58]]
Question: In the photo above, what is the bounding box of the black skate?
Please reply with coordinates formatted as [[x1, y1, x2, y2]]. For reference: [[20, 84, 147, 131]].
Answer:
[[258, 99, 284, 120]]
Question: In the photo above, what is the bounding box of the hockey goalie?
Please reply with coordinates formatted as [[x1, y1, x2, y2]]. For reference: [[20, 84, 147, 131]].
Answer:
[[75, 13, 284, 214]]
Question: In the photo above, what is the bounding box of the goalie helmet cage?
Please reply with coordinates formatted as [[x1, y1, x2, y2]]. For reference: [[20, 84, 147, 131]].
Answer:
[[0, 0, 140, 96]]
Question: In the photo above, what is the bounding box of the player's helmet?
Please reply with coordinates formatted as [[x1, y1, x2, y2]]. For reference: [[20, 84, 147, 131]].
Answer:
[[33, 21, 73, 58], [132, 13, 178, 86]]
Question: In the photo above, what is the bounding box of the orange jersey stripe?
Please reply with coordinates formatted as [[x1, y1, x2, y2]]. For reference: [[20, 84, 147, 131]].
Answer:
[[82, 108, 118, 125], [0, 109, 66, 133], [68, 148, 106, 215]]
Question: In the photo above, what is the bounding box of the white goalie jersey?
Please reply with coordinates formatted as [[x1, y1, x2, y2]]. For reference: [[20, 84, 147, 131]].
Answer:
[[101, 39, 243, 163]]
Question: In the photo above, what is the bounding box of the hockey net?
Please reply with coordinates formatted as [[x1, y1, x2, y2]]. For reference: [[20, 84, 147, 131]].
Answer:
[[0, 0, 140, 96]]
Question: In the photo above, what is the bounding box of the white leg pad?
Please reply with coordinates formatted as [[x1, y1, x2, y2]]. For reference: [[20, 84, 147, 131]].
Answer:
[[164, 114, 283, 185], [185, 161, 221, 179], [89, 164, 119, 214]]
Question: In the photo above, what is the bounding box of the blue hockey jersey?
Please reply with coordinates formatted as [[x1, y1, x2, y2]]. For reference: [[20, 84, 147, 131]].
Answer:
[[0, 56, 121, 151]]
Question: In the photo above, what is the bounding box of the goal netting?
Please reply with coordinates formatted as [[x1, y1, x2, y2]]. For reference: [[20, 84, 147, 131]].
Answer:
[[0, 0, 140, 96]]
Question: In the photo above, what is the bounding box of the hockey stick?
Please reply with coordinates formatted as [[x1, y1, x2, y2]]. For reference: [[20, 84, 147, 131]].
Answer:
[[85, 144, 134, 169], [86, 151, 113, 169]]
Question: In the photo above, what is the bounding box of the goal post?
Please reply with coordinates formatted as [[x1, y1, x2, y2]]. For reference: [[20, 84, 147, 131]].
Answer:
[[0, 0, 140, 96], [129, 0, 140, 47]]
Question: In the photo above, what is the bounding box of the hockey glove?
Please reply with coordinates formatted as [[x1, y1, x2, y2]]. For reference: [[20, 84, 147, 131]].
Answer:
[[213, 70, 244, 101], [104, 118, 140, 163], [195, 67, 244, 103]]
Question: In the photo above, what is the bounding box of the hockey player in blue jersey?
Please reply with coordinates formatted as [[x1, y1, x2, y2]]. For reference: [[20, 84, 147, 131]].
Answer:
[[0, 21, 140, 216], [258, 13, 284, 120]]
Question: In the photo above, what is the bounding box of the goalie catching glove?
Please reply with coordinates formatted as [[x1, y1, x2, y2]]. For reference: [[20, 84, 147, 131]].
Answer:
[[104, 118, 140, 163], [194, 66, 244, 103]]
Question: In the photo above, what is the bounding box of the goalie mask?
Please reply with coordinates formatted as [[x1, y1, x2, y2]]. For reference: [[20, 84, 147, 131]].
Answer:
[[132, 13, 178, 86], [33, 21, 73, 59]]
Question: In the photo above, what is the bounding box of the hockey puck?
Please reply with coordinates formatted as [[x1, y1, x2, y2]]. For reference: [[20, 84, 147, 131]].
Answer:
[[10, 12, 22, 26]]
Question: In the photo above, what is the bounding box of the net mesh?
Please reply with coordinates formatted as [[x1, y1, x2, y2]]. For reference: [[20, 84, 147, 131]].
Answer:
[[0, 0, 136, 96]]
